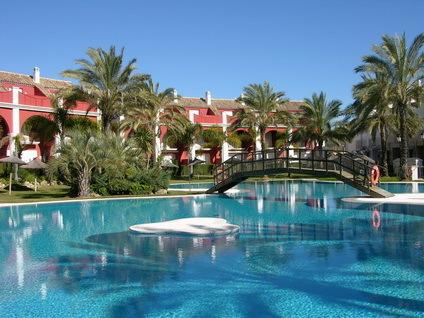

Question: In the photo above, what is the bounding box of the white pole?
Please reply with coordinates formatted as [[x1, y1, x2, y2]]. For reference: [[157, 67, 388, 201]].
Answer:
[[9, 172, 12, 195]]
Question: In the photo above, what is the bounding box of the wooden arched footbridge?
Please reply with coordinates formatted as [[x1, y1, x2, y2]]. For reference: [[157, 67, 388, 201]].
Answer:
[[206, 148, 393, 198]]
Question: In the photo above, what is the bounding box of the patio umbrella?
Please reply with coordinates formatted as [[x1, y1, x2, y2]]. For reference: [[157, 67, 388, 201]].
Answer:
[[161, 160, 178, 169], [188, 157, 205, 166], [0, 155, 26, 195], [188, 157, 205, 180], [21, 158, 48, 192], [21, 158, 47, 169]]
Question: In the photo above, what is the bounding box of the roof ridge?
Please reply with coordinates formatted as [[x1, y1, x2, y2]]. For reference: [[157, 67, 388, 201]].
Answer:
[[181, 96, 238, 101], [0, 70, 70, 83]]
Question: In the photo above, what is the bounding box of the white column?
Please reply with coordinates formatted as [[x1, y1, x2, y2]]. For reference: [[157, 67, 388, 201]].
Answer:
[[255, 127, 261, 152], [188, 110, 199, 124], [154, 110, 161, 162], [9, 87, 21, 156], [188, 110, 199, 160], [221, 111, 233, 162], [12, 87, 21, 105], [288, 128, 294, 157]]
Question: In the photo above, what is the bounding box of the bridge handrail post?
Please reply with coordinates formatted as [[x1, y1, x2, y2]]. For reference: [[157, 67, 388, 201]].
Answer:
[[298, 148, 301, 170], [312, 149, 315, 172], [339, 153, 342, 175], [274, 147, 277, 169], [286, 147, 289, 169], [325, 150, 328, 172]]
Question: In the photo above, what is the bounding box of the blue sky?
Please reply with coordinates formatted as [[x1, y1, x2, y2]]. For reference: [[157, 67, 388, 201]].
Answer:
[[1, 0, 422, 105]]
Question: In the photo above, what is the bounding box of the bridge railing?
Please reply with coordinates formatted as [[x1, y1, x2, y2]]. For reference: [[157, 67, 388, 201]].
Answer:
[[213, 148, 373, 188]]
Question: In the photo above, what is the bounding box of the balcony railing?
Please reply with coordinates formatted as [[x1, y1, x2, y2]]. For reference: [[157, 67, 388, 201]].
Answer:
[[0, 91, 12, 103], [194, 114, 222, 124], [19, 94, 51, 107]]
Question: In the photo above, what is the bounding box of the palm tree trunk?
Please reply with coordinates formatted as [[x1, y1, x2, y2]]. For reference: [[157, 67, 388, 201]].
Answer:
[[379, 124, 388, 176], [78, 169, 91, 196], [102, 113, 111, 132], [398, 105, 409, 179]]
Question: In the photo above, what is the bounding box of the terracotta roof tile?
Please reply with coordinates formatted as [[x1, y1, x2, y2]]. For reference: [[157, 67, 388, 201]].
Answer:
[[0, 71, 71, 91], [178, 97, 303, 112]]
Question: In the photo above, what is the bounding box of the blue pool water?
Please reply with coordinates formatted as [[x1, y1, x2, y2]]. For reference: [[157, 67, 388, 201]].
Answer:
[[169, 181, 424, 193], [1, 181, 424, 317], [380, 182, 424, 193], [169, 182, 213, 189]]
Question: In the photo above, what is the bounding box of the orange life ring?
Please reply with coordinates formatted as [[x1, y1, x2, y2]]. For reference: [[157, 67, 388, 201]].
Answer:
[[372, 209, 381, 229], [370, 165, 380, 186]]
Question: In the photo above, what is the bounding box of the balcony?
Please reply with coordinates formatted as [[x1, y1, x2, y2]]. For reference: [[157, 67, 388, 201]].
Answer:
[[0, 91, 12, 103], [19, 94, 51, 107], [194, 114, 222, 124]]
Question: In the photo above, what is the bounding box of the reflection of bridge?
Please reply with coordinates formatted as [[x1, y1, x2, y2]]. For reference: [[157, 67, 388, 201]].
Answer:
[[206, 148, 393, 198]]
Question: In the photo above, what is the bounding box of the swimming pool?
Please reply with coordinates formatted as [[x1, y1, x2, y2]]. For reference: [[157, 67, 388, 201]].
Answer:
[[380, 182, 424, 193], [169, 182, 213, 189], [168, 181, 424, 193], [1, 181, 423, 317]]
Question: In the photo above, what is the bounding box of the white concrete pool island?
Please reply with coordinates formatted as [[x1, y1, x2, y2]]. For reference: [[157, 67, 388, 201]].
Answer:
[[343, 193, 424, 205], [129, 217, 240, 236]]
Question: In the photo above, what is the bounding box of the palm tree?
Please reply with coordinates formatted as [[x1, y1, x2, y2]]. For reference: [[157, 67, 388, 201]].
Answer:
[[232, 81, 293, 155], [48, 130, 101, 196], [129, 127, 154, 167], [274, 130, 292, 150], [294, 92, 347, 149], [165, 119, 202, 176], [48, 89, 83, 143], [62, 46, 138, 132], [65, 116, 100, 133], [22, 116, 57, 161], [121, 78, 184, 162], [355, 33, 424, 178], [347, 73, 394, 176], [201, 126, 226, 149]]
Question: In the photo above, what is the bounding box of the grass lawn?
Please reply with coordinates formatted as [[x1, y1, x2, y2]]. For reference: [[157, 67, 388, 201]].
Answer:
[[0, 185, 72, 204]]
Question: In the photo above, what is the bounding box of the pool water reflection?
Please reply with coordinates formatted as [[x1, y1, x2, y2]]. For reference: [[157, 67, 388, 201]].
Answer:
[[0, 181, 423, 317]]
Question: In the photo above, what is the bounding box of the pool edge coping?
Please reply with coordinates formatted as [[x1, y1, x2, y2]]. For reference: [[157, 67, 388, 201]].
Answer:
[[0, 193, 214, 208]]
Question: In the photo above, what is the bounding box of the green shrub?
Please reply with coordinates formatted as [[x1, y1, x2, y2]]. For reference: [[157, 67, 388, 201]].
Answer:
[[181, 164, 214, 176], [19, 169, 46, 183]]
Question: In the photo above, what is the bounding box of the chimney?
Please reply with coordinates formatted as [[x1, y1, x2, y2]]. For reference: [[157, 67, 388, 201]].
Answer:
[[173, 89, 178, 103], [240, 93, 246, 106], [205, 90, 211, 106], [33, 67, 40, 84]]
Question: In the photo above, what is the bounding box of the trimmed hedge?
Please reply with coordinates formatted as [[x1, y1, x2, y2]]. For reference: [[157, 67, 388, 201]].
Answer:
[[181, 164, 215, 176]]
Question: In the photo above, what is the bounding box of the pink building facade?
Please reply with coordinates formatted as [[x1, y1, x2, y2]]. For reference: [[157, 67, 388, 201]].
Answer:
[[160, 91, 303, 165], [0, 68, 99, 161], [0, 68, 303, 164]]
